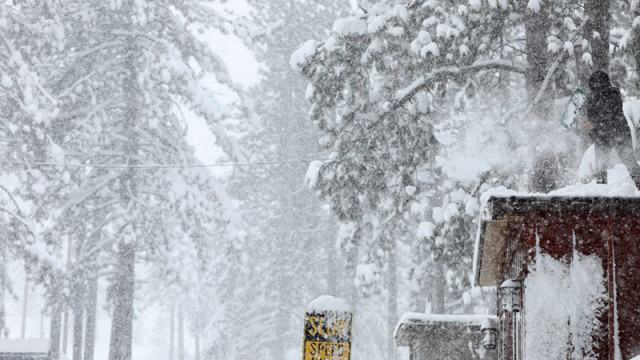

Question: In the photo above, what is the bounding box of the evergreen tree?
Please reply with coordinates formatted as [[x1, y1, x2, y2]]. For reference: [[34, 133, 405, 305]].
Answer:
[[35, 1, 254, 358], [225, 0, 348, 358], [292, 0, 611, 356]]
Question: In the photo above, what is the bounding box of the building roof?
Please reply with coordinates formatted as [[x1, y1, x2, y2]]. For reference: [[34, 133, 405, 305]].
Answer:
[[473, 195, 640, 286], [395, 313, 497, 347], [0, 338, 50, 354]]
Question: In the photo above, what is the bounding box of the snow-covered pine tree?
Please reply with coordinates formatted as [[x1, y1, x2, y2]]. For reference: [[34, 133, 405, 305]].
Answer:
[[0, 0, 63, 205], [0, 3, 67, 354], [36, 1, 254, 358], [292, 1, 492, 355], [293, 2, 608, 357], [607, 0, 640, 95], [136, 173, 238, 359], [225, 0, 349, 359]]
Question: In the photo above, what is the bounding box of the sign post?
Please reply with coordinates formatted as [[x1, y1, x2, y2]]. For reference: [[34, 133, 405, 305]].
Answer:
[[302, 296, 353, 360]]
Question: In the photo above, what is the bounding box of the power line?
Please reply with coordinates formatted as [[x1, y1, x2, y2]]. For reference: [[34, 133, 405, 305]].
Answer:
[[0, 158, 331, 169]]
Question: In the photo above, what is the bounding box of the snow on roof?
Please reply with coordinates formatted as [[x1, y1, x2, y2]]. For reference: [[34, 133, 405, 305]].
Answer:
[[547, 181, 638, 197], [481, 181, 639, 207], [397, 312, 497, 327], [475, 180, 640, 286], [481, 162, 640, 206], [395, 312, 498, 345], [307, 295, 351, 312], [0, 338, 50, 353], [481, 188, 640, 216]]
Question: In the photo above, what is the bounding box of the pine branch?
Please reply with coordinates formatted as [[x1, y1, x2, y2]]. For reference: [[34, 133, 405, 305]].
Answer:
[[0, 206, 36, 236], [390, 60, 527, 112]]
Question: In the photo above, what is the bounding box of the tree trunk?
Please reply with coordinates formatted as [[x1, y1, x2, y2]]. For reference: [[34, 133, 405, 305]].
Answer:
[[272, 244, 290, 360], [21, 267, 28, 339], [84, 277, 98, 360], [63, 237, 73, 354], [108, 26, 139, 360], [411, 251, 430, 313], [195, 332, 200, 360], [525, 3, 561, 192], [73, 307, 84, 360], [178, 308, 185, 360], [530, 151, 561, 192], [50, 303, 63, 360], [430, 259, 446, 314], [524, 2, 551, 120], [584, 0, 611, 77], [0, 260, 5, 338], [327, 238, 339, 295], [62, 309, 69, 355], [169, 305, 174, 360], [413, 279, 428, 313], [632, 5, 640, 90], [108, 241, 136, 360], [345, 226, 361, 311], [72, 280, 85, 360], [386, 237, 397, 360]]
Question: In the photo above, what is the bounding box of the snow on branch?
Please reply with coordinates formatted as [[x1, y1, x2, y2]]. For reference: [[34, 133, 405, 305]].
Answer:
[[407, 0, 427, 10], [290, 40, 321, 73], [0, 184, 26, 217], [532, 54, 566, 106], [516, 52, 569, 122], [0, 205, 36, 236], [332, 17, 368, 36], [390, 59, 526, 111]]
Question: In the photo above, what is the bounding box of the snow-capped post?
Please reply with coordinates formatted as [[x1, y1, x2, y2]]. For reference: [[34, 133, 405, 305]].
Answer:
[[303, 296, 353, 360]]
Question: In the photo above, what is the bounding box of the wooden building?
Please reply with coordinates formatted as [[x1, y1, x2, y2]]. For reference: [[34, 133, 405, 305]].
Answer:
[[475, 195, 640, 360]]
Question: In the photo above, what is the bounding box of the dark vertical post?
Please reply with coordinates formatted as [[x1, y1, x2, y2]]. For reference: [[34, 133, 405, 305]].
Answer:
[[524, 4, 559, 193], [108, 22, 139, 360], [108, 242, 135, 360], [431, 260, 445, 314], [0, 259, 5, 338], [387, 237, 397, 360], [524, 4, 551, 120], [84, 277, 97, 360], [50, 303, 62, 360], [72, 279, 85, 360], [584, 0, 611, 73], [607, 218, 615, 360]]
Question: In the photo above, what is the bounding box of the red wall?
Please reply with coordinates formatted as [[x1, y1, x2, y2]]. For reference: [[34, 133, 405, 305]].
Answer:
[[488, 197, 640, 360]]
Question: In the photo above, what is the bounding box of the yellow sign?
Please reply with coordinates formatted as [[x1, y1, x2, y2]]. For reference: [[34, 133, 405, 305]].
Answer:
[[303, 311, 352, 360], [304, 340, 350, 360]]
